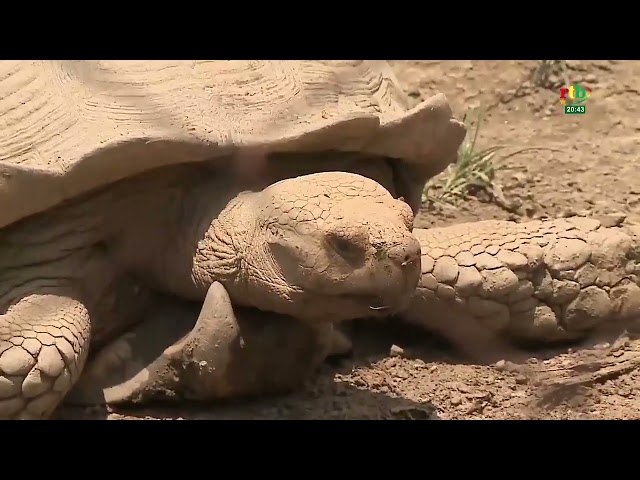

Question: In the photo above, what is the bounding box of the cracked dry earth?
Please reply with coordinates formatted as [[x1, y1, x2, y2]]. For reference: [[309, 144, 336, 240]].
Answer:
[[60, 60, 640, 420]]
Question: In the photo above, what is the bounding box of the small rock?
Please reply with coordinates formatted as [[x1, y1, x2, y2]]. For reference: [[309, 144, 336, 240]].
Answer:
[[515, 374, 528, 384], [595, 213, 626, 228], [612, 336, 630, 351], [465, 400, 484, 414], [457, 384, 471, 394], [501, 91, 515, 103], [495, 360, 523, 373], [585, 73, 597, 83], [450, 395, 463, 406], [384, 357, 399, 368], [618, 387, 632, 397], [389, 344, 405, 357], [511, 173, 528, 187], [471, 391, 492, 401]]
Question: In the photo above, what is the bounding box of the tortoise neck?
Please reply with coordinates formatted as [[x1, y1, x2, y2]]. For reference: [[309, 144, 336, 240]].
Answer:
[[187, 191, 259, 298], [110, 165, 260, 301]]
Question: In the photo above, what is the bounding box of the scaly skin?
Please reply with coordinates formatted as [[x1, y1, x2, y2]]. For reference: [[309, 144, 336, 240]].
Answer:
[[403, 218, 640, 349], [0, 293, 90, 418], [75, 216, 640, 407], [0, 167, 421, 419]]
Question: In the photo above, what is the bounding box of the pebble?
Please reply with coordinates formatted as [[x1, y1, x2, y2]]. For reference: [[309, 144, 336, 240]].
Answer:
[[515, 374, 528, 384], [617, 387, 632, 397], [612, 336, 630, 351], [413, 359, 426, 368], [465, 400, 484, 414], [384, 357, 399, 368], [389, 344, 405, 357], [595, 213, 626, 228], [457, 384, 471, 394]]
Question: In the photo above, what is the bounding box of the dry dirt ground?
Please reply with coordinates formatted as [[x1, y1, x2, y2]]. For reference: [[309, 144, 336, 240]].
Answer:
[[60, 60, 640, 420]]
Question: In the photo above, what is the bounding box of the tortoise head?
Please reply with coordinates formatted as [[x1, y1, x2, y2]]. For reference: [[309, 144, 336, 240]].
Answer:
[[198, 171, 422, 323]]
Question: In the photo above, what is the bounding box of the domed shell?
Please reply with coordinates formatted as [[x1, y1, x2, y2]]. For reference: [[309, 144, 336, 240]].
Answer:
[[0, 60, 465, 228]]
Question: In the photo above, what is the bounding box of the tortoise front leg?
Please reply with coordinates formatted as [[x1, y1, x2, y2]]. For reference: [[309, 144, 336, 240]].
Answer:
[[69, 282, 332, 408], [0, 290, 90, 419], [402, 219, 640, 353]]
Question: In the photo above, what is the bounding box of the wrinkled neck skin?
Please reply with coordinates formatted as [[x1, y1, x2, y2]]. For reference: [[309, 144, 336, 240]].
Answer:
[[115, 167, 262, 302], [186, 192, 262, 298], [188, 193, 289, 311], [142, 185, 292, 316]]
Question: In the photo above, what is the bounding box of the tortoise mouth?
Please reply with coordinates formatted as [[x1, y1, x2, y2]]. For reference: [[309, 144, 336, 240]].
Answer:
[[343, 294, 398, 312], [360, 293, 412, 315], [306, 292, 412, 322]]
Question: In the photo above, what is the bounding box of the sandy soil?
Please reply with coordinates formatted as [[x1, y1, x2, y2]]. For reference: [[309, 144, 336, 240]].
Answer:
[[60, 60, 640, 420]]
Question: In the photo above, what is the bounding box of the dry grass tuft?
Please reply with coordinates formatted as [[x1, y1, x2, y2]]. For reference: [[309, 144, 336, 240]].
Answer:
[[423, 107, 562, 210]]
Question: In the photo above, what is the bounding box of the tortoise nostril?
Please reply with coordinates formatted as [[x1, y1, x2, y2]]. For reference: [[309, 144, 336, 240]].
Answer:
[[388, 238, 421, 267], [402, 249, 420, 267], [402, 252, 417, 265]]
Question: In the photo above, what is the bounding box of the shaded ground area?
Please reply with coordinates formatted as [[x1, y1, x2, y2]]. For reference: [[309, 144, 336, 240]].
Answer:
[[61, 60, 640, 420]]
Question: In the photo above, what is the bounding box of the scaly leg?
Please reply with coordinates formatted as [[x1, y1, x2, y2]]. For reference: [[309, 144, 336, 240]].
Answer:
[[68, 282, 332, 408], [0, 290, 90, 419], [402, 218, 640, 355]]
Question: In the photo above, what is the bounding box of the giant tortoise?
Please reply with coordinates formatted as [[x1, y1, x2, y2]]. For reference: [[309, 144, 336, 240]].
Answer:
[[1, 60, 639, 420]]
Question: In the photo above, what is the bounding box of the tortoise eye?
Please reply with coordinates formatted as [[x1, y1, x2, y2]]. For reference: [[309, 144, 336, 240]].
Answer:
[[327, 235, 363, 261]]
